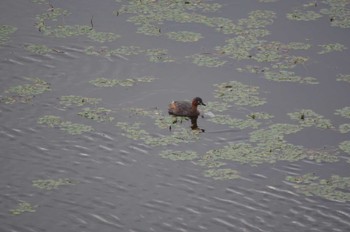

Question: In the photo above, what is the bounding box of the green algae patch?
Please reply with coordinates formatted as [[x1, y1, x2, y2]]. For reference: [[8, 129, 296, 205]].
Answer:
[[214, 81, 266, 106], [188, 54, 226, 67], [159, 150, 198, 161], [32, 178, 76, 190], [59, 95, 101, 107], [78, 107, 114, 122], [38, 115, 93, 135], [336, 74, 350, 83], [339, 141, 350, 154], [0, 77, 51, 104], [335, 107, 350, 119], [286, 10, 322, 21], [288, 109, 333, 129], [166, 31, 203, 42], [89, 76, 156, 87], [24, 44, 53, 55], [318, 43, 347, 54], [116, 122, 199, 146], [204, 169, 240, 180], [264, 71, 318, 84], [286, 174, 350, 202], [10, 201, 37, 215], [0, 25, 17, 46], [208, 115, 260, 129]]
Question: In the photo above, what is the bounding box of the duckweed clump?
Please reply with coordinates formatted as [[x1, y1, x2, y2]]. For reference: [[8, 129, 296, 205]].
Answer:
[[0, 77, 51, 104], [286, 10, 322, 21], [214, 81, 266, 106], [24, 44, 53, 55], [78, 107, 114, 122], [336, 74, 350, 83], [318, 43, 347, 54], [166, 31, 203, 42], [208, 115, 261, 129], [159, 150, 198, 161], [10, 201, 37, 215], [0, 25, 17, 46], [335, 106, 350, 119], [38, 115, 93, 135], [116, 122, 199, 146], [89, 76, 156, 87], [288, 109, 333, 129], [32, 178, 76, 190], [59, 95, 101, 107], [204, 169, 240, 180], [187, 54, 226, 67], [339, 124, 350, 134], [286, 173, 350, 202], [339, 141, 350, 154]]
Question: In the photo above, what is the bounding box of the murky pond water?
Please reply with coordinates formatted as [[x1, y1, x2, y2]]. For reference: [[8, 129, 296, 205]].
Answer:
[[1, 0, 350, 231]]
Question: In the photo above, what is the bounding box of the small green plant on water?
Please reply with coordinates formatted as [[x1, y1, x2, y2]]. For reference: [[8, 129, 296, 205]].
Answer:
[[32, 178, 76, 190]]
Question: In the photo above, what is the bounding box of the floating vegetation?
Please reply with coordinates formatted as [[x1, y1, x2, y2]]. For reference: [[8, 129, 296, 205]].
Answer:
[[214, 81, 266, 106], [208, 115, 260, 129], [159, 150, 198, 161], [0, 25, 17, 46], [336, 74, 350, 83], [78, 107, 114, 122], [116, 122, 199, 146], [320, 0, 350, 28], [286, 173, 350, 202], [84, 45, 144, 57], [89, 76, 156, 87], [318, 43, 347, 54], [187, 54, 226, 67], [59, 95, 101, 107], [247, 112, 274, 120], [204, 169, 240, 180], [10, 201, 37, 215], [203, 101, 230, 112], [339, 141, 350, 154], [288, 109, 333, 129], [32, 178, 76, 190], [286, 10, 322, 21], [339, 124, 350, 134], [166, 31, 203, 42], [146, 49, 174, 63], [0, 77, 51, 104], [24, 43, 53, 55], [264, 70, 318, 84], [38, 115, 93, 135], [335, 106, 350, 119]]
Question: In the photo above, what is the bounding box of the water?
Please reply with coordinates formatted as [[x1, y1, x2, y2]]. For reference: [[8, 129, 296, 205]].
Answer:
[[1, 0, 350, 231]]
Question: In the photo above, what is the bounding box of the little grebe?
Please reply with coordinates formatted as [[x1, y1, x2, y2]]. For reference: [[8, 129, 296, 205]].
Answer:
[[168, 97, 206, 117]]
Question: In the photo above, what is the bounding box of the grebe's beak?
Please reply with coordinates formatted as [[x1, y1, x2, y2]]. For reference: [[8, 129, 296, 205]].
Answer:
[[200, 102, 206, 106]]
